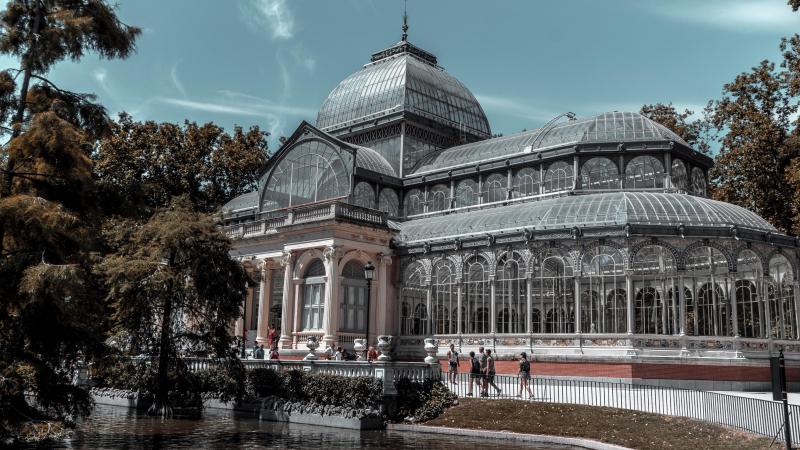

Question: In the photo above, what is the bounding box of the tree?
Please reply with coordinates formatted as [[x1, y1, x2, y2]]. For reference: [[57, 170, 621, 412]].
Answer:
[[639, 103, 711, 153], [94, 113, 269, 216], [0, 0, 139, 443], [99, 197, 248, 416], [706, 60, 797, 234]]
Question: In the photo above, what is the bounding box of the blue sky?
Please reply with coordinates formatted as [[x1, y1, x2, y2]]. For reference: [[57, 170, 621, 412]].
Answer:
[[10, 0, 800, 150]]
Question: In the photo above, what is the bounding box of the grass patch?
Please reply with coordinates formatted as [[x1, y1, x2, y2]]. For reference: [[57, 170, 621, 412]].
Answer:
[[424, 399, 774, 450]]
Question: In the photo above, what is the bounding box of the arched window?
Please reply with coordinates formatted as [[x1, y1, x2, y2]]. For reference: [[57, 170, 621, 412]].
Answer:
[[543, 161, 574, 193], [513, 167, 540, 198], [533, 253, 574, 333], [405, 189, 424, 216], [630, 245, 678, 335], [580, 157, 619, 190], [400, 263, 428, 336], [428, 184, 450, 212], [625, 155, 665, 189], [340, 261, 367, 333], [433, 259, 458, 334], [685, 247, 731, 337], [352, 181, 375, 208], [671, 159, 688, 190], [581, 246, 626, 333], [691, 167, 706, 196], [465, 256, 491, 333], [301, 259, 326, 331], [263, 140, 350, 211], [455, 179, 479, 208], [736, 250, 762, 338], [378, 188, 399, 217], [531, 308, 542, 333], [497, 253, 526, 334], [484, 173, 507, 203], [769, 254, 796, 339]]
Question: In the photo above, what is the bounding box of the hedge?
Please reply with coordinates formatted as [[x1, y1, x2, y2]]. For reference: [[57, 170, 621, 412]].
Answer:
[[393, 378, 457, 423], [247, 368, 383, 410]]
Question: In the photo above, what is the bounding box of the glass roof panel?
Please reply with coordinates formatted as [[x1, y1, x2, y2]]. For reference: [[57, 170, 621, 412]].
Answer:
[[395, 192, 776, 243]]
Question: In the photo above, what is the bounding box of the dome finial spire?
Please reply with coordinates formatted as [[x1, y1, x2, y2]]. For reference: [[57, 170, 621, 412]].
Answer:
[[401, 0, 409, 41]]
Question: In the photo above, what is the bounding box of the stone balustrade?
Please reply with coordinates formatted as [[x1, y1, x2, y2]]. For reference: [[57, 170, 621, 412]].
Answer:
[[221, 201, 388, 241]]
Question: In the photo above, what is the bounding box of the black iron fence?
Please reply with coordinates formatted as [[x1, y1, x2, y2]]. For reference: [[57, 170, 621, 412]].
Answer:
[[442, 372, 800, 445]]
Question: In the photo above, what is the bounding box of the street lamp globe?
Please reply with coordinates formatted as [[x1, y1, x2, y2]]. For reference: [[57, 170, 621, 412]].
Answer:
[[363, 261, 375, 280]]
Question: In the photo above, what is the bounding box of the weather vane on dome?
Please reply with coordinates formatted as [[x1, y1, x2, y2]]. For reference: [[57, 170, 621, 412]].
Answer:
[[401, 0, 409, 42]]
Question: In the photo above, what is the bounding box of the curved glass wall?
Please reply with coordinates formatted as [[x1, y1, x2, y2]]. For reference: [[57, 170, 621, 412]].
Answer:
[[513, 167, 540, 198], [581, 246, 626, 333], [580, 157, 619, 190], [428, 184, 450, 212], [497, 253, 526, 333], [263, 141, 350, 211], [671, 159, 688, 190], [399, 263, 428, 336], [432, 259, 458, 335], [455, 179, 479, 208], [625, 155, 665, 189], [484, 173, 507, 203], [543, 161, 574, 194], [378, 188, 400, 217], [352, 181, 375, 208]]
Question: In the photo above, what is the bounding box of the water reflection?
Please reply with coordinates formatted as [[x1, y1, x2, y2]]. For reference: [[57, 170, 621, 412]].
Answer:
[[44, 405, 576, 449]]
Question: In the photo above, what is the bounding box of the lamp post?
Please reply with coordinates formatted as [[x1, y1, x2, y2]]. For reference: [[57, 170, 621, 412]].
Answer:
[[363, 261, 375, 361]]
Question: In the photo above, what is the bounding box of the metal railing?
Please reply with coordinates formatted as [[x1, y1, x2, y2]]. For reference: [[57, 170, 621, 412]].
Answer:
[[442, 372, 800, 445]]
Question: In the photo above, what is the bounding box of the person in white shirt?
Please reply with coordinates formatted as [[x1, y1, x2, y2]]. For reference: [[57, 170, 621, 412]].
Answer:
[[334, 346, 343, 361]]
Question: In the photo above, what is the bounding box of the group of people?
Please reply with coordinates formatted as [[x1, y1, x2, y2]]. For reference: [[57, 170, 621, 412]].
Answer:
[[250, 325, 279, 360], [323, 345, 379, 361], [446, 343, 535, 399]]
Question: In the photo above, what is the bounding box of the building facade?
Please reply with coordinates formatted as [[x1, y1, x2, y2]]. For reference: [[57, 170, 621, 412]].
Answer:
[[222, 31, 800, 384]]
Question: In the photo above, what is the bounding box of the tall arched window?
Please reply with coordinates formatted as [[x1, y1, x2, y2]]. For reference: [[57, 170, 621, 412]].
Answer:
[[484, 173, 507, 203], [671, 159, 688, 191], [405, 189, 424, 216], [513, 167, 540, 198], [685, 247, 731, 337], [352, 181, 375, 208], [428, 184, 450, 212], [497, 253, 526, 334], [400, 263, 427, 336], [378, 188, 399, 217], [263, 140, 350, 211], [465, 256, 490, 333], [630, 245, 678, 335], [340, 261, 367, 332], [433, 259, 458, 334], [301, 259, 326, 331], [691, 167, 706, 196], [543, 161, 574, 193], [581, 246, 626, 333], [736, 250, 762, 338], [580, 157, 619, 190], [455, 179, 479, 208], [769, 254, 796, 339], [625, 155, 665, 189], [534, 253, 574, 333]]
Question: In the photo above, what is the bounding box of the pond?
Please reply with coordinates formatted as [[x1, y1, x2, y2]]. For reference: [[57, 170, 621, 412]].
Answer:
[[44, 405, 581, 449]]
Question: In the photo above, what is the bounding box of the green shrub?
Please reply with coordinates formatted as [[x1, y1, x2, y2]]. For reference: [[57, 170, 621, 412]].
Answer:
[[246, 369, 382, 409], [393, 378, 457, 422]]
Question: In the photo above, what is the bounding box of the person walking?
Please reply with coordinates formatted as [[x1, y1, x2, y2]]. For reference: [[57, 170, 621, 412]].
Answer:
[[267, 325, 277, 349], [254, 344, 265, 360], [478, 346, 488, 397], [517, 352, 533, 399], [251, 341, 259, 359], [486, 349, 501, 396], [467, 351, 481, 396], [446, 343, 459, 384]]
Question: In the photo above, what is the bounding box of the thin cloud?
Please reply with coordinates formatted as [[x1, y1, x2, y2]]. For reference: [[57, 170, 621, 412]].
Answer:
[[170, 61, 187, 98], [160, 96, 315, 117], [644, 0, 800, 32], [475, 94, 564, 122], [241, 0, 295, 40]]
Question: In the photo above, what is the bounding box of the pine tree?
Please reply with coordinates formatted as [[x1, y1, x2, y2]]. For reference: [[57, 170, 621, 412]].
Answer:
[[0, 0, 139, 444], [99, 197, 248, 416]]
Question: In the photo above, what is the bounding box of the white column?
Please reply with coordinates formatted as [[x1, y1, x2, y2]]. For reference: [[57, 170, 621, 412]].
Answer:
[[278, 252, 294, 349], [574, 276, 581, 333], [794, 281, 800, 339], [489, 275, 497, 333], [678, 272, 686, 336], [730, 274, 739, 337], [321, 246, 341, 348], [256, 260, 272, 344], [526, 274, 533, 333], [426, 284, 433, 335], [626, 271, 634, 335], [375, 254, 392, 338], [293, 280, 303, 347], [456, 279, 463, 335]]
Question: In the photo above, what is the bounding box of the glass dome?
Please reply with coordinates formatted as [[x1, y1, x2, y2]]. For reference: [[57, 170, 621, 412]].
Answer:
[[316, 41, 491, 139]]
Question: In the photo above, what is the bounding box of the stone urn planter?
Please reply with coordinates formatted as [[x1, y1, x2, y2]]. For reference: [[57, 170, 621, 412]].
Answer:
[[304, 336, 319, 360], [353, 338, 367, 361], [424, 338, 438, 364], [376, 335, 392, 361]]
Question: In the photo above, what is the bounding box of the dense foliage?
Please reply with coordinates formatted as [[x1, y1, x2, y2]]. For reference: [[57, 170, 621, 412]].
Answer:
[[392, 378, 457, 423], [247, 368, 383, 410], [639, 103, 711, 154]]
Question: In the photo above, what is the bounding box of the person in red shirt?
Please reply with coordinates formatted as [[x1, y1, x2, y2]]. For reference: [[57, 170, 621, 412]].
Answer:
[[267, 325, 277, 349]]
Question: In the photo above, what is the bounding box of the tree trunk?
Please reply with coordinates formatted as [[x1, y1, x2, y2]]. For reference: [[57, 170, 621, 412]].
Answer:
[[152, 253, 175, 416], [0, 0, 43, 257]]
